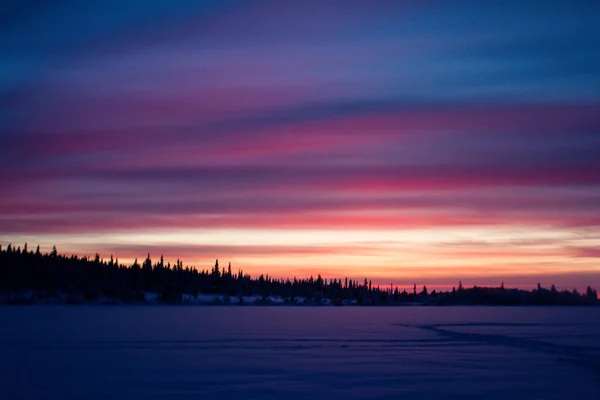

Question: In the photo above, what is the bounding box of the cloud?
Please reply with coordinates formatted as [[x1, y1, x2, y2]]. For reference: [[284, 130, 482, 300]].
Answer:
[[1, 1, 600, 286], [569, 247, 600, 258]]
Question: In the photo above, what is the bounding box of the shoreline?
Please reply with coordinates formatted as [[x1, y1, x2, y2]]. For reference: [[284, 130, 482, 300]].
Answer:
[[3, 297, 598, 307]]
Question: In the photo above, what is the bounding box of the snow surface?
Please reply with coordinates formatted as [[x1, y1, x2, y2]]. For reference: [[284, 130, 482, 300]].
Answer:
[[1, 306, 599, 399]]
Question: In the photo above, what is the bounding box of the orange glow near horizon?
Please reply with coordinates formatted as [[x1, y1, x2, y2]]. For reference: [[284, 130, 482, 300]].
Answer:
[[3, 223, 599, 291]]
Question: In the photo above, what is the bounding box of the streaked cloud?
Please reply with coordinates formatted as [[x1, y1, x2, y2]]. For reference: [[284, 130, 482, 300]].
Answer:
[[2, 1, 599, 289]]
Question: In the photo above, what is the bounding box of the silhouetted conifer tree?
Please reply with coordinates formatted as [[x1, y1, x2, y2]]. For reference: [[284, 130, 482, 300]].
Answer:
[[1, 243, 599, 306]]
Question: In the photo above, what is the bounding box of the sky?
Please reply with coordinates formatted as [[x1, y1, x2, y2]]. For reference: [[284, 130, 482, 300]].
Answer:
[[1, 0, 600, 290]]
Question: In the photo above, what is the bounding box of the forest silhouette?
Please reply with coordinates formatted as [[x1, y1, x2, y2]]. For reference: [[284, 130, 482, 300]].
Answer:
[[1, 243, 598, 306]]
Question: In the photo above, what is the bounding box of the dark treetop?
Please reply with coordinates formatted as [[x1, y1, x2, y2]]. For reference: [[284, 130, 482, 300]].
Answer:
[[1, 244, 598, 306]]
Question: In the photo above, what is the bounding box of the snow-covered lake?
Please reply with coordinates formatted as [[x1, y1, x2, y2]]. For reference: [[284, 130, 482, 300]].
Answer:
[[1, 306, 599, 399]]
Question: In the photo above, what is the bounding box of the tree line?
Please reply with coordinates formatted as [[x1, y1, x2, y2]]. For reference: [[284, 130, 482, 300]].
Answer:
[[0, 243, 598, 306]]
